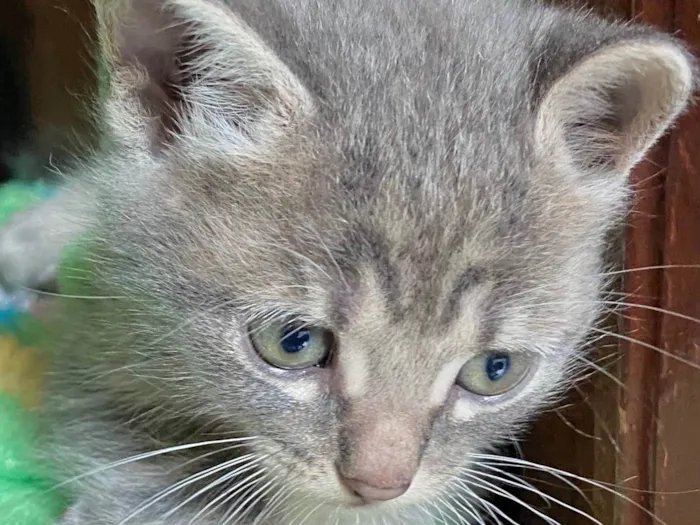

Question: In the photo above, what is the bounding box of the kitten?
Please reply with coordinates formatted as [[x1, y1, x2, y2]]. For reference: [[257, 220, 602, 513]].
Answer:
[[0, 0, 695, 523]]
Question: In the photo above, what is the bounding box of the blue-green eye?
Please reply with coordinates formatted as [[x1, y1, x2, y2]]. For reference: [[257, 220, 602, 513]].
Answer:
[[456, 352, 531, 396], [249, 320, 334, 370]]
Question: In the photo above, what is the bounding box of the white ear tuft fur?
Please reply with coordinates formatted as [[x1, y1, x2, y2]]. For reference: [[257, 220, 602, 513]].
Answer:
[[535, 41, 695, 178], [94, 0, 312, 152]]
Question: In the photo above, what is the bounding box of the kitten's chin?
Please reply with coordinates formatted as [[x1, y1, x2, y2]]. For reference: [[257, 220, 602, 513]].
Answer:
[[263, 484, 438, 525], [266, 498, 430, 525]]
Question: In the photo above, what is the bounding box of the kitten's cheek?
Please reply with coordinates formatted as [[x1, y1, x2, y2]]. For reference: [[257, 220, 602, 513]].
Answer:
[[453, 397, 478, 421], [275, 377, 321, 402]]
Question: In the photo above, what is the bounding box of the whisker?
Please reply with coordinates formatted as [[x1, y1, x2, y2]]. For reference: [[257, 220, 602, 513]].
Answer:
[[435, 490, 472, 525], [253, 483, 302, 524], [251, 476, 300, 525], [456, 475, 561, 525], [588, 325, 700, 371], [476, 463, 564, 507], [466, 467, 603, 525], [269, 243, 336, 285], [21, 286, 128, 300], [554, 407, 601, 441], [572, 384, 623, 455], [222, 477, 276, 524], [50, 436, 259, 490], [218, 475, 271, 525], [444, 489, 486, 525], [186, 467, 266, 524], [118, 455, 261, 524], [458, 481, 517, 525], [414, 501, 449, 525], [471, 454, 669, 525], [162, 455, 265, 519], [597, 300, 700, 326], [598, 264, 700, 276], [305, 223, 351, 290], [476, 455, 593, 507], [432, 494, 455, 525], [165, 442, 255, 474], [573, 354, 626, 391]]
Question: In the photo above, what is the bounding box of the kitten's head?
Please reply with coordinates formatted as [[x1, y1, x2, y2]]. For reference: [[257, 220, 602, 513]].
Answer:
[[83, 0, 695, 520]]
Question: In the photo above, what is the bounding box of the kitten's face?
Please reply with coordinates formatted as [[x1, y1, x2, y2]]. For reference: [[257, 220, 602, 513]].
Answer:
[[103, 141, 597, 518], [84, 0, 694, 521]]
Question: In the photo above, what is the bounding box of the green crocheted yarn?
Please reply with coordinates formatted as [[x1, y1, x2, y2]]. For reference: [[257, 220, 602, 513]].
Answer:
[[0, 397, 69, 525], [0, 181, 55, 224], [0, 181, 70, 524]]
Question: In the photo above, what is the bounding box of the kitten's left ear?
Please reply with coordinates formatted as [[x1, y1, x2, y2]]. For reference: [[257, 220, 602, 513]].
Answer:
[[535, 36, 696, 179]]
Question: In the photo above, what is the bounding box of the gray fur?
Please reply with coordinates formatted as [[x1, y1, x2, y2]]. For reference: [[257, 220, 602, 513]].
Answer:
[[0, 0, 694, 523]]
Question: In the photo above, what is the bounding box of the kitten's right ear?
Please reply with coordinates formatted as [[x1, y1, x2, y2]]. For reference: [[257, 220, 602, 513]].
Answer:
[[95, 0, 313, 153]]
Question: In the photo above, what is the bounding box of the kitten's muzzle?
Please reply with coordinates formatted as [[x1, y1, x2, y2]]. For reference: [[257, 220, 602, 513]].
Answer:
[[339, 475, 410, 503]]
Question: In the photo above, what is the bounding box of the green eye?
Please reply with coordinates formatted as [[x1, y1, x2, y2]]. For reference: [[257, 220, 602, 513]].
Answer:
[[456, 352, 532, 396], [249, 319, 334, 370]]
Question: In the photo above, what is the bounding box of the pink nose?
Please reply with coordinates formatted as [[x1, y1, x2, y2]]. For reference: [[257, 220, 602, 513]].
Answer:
[[341, 476, 410, 502]]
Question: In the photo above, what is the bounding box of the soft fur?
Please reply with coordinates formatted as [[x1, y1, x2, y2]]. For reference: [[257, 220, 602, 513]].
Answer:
[[0, 0, 695, 523]]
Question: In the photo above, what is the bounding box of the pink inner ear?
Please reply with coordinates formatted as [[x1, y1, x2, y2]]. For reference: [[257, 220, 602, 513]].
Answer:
[[116, 0, 181, 74], [536, 42, 694, 176], [98, 0, 313, 154], [110, 1, 193, 148]]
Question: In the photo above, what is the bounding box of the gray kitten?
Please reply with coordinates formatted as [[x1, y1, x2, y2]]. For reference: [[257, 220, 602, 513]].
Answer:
[[0, 0, 695, 524]]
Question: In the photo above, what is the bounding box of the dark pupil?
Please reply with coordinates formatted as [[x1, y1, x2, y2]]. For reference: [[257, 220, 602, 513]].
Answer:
[[485, 354, 511, 382], [280, 326, 311, 354]]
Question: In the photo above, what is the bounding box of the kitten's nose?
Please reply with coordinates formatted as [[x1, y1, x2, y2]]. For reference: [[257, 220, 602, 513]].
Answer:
[[341, 476, 410, 502]]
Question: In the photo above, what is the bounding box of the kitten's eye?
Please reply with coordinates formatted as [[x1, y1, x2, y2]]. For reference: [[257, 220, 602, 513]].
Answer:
[[249, 320, 334, 370], [456, 352, 531, 396]]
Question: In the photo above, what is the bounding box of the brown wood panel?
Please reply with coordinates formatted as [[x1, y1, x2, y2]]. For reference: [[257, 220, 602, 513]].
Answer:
[[617, 142, 668, 525], [617, 6, 677, 525], [22, 0, 97, 160], [653, 1, 700, 523], [633, 0, 677, 28]]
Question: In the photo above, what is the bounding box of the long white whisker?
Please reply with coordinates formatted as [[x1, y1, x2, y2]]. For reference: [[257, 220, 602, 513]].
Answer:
[[456, 475, 560, 525], [446, 489, 486, 525], [479, 458, 594, 508], [222, 477, 276, 524], [253, 483, 302, 524], [596, 300, 700, 326], [414, 500, 448, 525], [52, 437, 259, 490], [186, 468, 266, 524], [435, 491, 470, 525], [598, 264, 700, 276], [118, 454, 260, 524], [163, 454, 266, 519], [472, 454, 669, 525], [458, 482, 515, 525], [466, 467, 603, 525], [164, 442, 253, 474], [588, 325, 700, 371]]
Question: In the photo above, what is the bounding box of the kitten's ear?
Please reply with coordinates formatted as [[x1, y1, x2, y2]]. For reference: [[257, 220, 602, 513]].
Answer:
[[95, 0, 312, 152], [535, 37, 696, 179]]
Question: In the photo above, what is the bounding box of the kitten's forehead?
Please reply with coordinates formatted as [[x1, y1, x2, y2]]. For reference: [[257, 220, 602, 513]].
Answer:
[[339, 251, 492, 345]]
